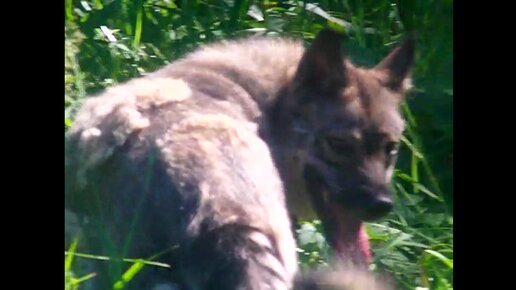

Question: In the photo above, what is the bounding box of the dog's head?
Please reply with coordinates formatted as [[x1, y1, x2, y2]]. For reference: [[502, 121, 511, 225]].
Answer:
[[273, 29, 415, 222]]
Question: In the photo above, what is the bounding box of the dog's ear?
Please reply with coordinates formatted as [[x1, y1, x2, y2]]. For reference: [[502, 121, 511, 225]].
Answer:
[[293, 29, 346, 90], [374, 34, 416, 92]]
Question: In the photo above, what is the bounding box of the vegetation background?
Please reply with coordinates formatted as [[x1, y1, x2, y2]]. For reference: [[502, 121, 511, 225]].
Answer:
[[65, 1, 453, 289]]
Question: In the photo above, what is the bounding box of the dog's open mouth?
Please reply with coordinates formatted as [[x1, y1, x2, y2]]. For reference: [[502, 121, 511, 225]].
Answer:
[[324, 201, 373, 267], [304, 163, 373, 267]]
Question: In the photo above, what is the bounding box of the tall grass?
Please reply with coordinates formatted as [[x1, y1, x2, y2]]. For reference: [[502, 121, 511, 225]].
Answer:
[[65, 1, 452, 289]]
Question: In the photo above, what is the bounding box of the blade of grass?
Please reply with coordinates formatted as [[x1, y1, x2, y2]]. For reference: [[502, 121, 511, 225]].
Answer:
[[424, 249, 453, 269], [112, 260, 146, 290], [133, 2, 143, 48], [415, 183, 443, 202], [64, 251, 171, 268], [65, 238, 78, 271], [402, 102, 444, 198], [66, 0, 74, 21], [95, 0, 104, 10], [71, 272, 97, 285]]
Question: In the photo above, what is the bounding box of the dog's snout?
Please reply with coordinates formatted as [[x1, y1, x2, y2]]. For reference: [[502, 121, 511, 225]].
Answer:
[[336, 186, 393, 221], [369, 195, 393, 217]]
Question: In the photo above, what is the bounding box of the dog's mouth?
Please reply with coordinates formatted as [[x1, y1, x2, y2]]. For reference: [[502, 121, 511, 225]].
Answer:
[[303, 163, 372, 267], [303, 153, 397, 267], [325, 188, 392, 266], [326, 202, 373, 267]]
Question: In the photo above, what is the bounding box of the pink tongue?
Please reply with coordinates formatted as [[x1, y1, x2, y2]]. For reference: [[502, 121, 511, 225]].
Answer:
[[333, 209, 372, 266], [357, 223, 372, 265]]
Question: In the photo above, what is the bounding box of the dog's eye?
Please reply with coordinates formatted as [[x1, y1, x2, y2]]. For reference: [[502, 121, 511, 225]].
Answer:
[[385, 141, 400, 156], [325, 136, 354, 153]]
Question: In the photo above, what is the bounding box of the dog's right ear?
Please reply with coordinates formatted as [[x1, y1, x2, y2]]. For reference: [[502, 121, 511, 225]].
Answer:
[[293, 29, 347, 91], [374, 34, 416, 92]]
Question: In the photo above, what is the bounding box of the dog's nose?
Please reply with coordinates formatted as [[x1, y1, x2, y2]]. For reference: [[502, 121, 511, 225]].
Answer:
[[336, 187, 394, 221], [370, 196, 393, 217]]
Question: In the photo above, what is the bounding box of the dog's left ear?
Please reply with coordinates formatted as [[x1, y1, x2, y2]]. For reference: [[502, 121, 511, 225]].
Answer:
[[375, 34, 416, 92]]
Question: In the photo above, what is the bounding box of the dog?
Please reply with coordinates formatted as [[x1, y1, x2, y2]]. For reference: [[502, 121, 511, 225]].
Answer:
[[65, 29, 414, 289]]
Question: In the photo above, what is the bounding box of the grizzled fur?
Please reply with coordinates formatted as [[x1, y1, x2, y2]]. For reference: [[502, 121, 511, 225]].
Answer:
[[65, 29, 414, 289]]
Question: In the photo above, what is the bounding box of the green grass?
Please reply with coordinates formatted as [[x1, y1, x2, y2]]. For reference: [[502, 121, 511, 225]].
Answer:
[[65, 239, 97, 290], [65, 1, 452, 289]]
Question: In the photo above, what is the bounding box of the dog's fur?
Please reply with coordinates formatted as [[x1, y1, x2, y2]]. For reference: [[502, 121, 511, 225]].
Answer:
[[65, 29, 414, 289], [294, 267, 395, 290]]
